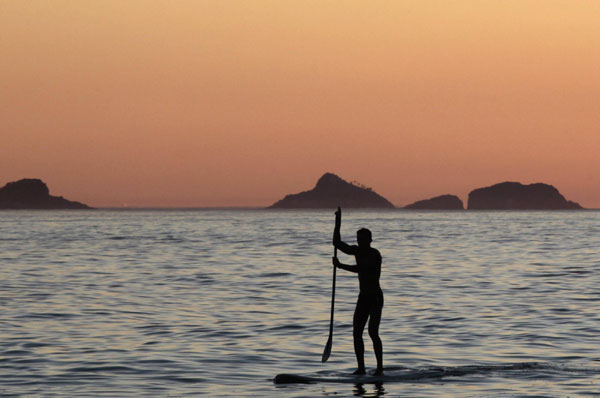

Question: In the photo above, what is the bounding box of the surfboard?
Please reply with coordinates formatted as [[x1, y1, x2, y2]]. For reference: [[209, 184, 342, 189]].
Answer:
[[274, 373, 388, 384], [273, 367, 446, 384], [274, 374, 317, 384], [274, 362, 579, 384]]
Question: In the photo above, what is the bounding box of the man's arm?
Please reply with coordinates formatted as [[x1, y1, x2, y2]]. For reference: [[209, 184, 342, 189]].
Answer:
[[332, 257, 358, 273], [334, 239, 357, 255], [333, 207, 357, 255]]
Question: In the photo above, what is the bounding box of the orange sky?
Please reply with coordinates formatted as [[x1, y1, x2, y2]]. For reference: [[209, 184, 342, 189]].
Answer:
[[1, 1, 599, 207]]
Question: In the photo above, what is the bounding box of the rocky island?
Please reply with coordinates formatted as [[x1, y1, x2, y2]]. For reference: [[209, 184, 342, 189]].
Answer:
[[467, 182, 582, 210], [0, 179, 92, 209], [404, 194, 464, 210], [269, 173, 394, 209]]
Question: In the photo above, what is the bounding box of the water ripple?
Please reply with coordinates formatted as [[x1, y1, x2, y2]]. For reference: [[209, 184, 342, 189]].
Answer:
[[1, 209, 599, 397]]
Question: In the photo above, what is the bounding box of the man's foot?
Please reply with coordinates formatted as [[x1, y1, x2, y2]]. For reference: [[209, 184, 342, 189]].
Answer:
[[372, 368, 384, 376], [352, 368, 366, 375]]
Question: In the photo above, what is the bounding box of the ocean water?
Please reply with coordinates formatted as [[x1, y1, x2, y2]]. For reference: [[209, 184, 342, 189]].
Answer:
[[1, 209, 599, 397]]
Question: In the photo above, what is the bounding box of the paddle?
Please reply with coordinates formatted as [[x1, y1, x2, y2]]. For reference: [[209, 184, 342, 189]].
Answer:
[[321, 247, 336, 362], [322, 207, 340, 362]]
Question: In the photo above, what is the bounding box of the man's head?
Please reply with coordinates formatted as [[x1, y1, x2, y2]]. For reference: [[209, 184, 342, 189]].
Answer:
[[356, 228, 372, 248]]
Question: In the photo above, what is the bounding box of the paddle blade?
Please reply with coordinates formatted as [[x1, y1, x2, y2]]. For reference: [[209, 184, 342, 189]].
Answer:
[[321, 336, 332, 362]]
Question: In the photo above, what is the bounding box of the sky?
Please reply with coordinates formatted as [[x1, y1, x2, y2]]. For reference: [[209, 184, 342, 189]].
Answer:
[[1, 1, 599, 208]]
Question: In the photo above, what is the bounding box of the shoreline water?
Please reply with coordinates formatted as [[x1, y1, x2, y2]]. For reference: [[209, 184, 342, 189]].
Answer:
[[1, 209, 599, 397]]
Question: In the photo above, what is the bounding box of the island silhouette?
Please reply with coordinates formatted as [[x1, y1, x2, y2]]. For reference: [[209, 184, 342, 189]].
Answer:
[[268, 173, 584, 210], [404, 194, 464, 210], [467, 181, 582, 210], [269, 173, 394, 209], [1, 174, 585, 210], [0, 179, 92, 209]]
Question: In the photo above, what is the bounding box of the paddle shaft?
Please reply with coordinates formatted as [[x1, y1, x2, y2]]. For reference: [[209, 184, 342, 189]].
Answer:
[[321, 247, 336, 362], [322, 207, 341, 362], [328, 247, 337, 337]]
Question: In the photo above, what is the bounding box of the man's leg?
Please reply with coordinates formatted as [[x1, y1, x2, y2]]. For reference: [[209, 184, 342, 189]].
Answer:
[[368, 300, 383, 375], [353, 297, 369, 374]]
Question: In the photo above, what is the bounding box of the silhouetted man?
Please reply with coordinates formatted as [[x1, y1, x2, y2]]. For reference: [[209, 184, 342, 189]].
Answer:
[[332, 207, 384, 375]]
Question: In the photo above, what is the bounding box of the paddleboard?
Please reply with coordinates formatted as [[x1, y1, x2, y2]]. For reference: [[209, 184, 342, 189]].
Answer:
[[274, 373, 389, 384], [273, 367, 446, 384], [274, 362, 594, 384]]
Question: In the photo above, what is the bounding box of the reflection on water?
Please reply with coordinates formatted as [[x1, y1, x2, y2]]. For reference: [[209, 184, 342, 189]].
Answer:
[[1, 209, 599, 397], [354, 382, 385, 397]]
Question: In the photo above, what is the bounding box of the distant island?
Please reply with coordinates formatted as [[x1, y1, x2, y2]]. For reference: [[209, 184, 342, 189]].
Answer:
[[404, 194, 464, 210], [467, 182, 582, 210], [0, 179, 92, 209], [1, 175, 583, 210], [269, 173, 394, 209], [269, 173, 584, 210]]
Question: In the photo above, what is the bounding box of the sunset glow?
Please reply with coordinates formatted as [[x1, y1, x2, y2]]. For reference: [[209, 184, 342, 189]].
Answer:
[[2, 1, 599, 207]]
